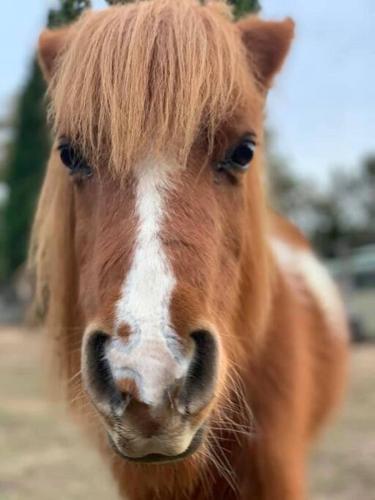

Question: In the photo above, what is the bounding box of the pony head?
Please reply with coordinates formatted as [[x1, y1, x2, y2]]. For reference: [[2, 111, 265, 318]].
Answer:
[[33, 0, 293, 471]]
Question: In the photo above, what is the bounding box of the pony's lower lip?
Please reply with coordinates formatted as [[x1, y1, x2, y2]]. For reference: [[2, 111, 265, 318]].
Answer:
[[108, 427, 205, 464]]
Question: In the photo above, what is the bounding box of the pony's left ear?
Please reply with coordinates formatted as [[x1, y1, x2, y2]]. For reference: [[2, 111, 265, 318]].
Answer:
[[237, 17, 295, 90], [38, 27, 71, 81]]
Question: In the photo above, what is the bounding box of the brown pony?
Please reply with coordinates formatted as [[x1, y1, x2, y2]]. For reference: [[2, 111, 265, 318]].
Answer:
[[30, 1, 348, 499]]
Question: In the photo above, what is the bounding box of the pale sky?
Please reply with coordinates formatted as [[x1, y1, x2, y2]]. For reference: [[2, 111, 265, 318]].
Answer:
[[0, 0, 374, 184]]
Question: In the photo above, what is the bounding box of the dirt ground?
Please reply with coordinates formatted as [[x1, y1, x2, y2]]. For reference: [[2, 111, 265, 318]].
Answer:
[[0, 326, 374, 500]]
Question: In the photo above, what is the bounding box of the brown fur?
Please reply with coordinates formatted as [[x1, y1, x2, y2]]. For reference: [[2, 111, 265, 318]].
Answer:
[[30, 1, 348, 499]]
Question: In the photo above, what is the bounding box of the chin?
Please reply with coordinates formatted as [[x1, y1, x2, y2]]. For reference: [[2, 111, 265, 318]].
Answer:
[[107, 426, 206, 464]]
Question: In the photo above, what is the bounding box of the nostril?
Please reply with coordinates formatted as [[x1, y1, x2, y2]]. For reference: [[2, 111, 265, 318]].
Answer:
[[179, 330, 218, 415], [83, 331, 125, 411], [189, 330, 218, 390]]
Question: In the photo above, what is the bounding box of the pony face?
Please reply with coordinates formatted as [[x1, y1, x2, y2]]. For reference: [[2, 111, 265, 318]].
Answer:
[[52, 119, 262, 463], [36, 0, 293, 467]]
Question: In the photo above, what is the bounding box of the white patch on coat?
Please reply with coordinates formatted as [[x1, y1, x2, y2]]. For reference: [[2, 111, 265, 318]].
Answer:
[[271, 237, 348, 338], [107, 160, 188, 406]]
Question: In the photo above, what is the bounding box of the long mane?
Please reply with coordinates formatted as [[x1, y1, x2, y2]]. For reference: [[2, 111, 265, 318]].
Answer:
[[48, 0, 254, 173]]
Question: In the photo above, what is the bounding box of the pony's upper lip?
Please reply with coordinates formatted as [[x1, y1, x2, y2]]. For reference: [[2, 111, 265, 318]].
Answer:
[[107, 426, 205, 464]]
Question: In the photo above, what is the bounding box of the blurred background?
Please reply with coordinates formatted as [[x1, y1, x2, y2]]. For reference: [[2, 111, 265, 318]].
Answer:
[[0, 1, 374, 499]]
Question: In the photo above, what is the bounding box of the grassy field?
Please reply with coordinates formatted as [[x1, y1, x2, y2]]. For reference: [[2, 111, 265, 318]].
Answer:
[[0, 326, 374, 500]]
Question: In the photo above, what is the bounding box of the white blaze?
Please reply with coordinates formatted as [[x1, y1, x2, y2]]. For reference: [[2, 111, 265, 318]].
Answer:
[[107, 160, 186, 405]]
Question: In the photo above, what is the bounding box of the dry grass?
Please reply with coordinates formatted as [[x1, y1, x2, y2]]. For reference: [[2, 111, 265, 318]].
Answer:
[[0, 326, 374, 500], [310, 343, 375, 500], [0, 327, 118, 500]]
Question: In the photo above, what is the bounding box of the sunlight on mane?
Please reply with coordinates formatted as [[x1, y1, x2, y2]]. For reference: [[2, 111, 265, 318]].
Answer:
[[48, 0, 252, 174]]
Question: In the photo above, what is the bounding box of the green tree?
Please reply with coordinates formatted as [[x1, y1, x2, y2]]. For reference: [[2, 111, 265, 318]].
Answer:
[[0, 1, 91, 281], [229, 0, 260, 17], [270, 151, 375, 258], [48, 0, 91, 27], [106, 0, 261, 16], [308, 158, 375, 257], [1, 61, 49, 280]]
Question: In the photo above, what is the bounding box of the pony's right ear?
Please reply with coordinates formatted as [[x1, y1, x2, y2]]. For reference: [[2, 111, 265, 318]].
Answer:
[[38, 28, 71, 81]]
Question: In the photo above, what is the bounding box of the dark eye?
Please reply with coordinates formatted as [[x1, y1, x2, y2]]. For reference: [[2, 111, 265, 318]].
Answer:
[[57, 139, 92, 179], [216, 136, 256, 176], [230, 140, 255, 169]]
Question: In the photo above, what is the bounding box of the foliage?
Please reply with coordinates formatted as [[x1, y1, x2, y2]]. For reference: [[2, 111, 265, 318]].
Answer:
[[48, 0, 91, 27], [310, 156, 375, 257], [0, 60, 49, 280], [106, 0, 261, 17], [0, 1, 92, 281], [228, 0, 260, 17], [269, 135, 375, 258]]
